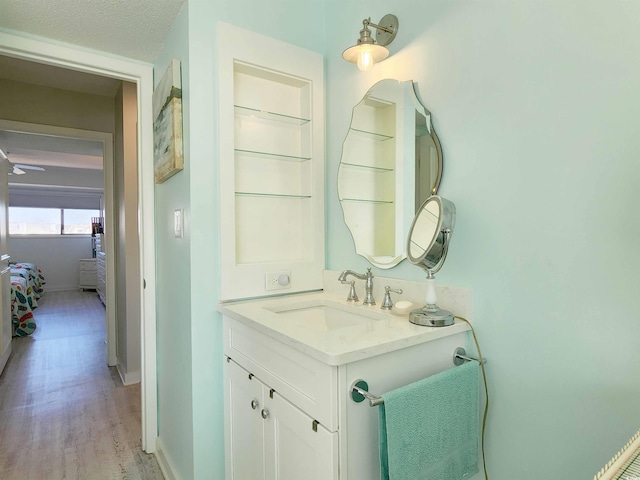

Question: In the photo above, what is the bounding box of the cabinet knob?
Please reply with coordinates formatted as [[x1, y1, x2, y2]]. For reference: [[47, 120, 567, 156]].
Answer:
[[261, 408, 270, 419], [250, 399, 259, 410]]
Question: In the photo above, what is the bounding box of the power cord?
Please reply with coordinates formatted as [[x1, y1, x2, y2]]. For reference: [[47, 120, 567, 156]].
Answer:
[[455, 316, 489, 480]]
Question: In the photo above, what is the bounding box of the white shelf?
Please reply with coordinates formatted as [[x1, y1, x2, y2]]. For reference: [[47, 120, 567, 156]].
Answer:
[[234, 105, 310, 125], [235, 192, 312, 199], [234, 148, 311, 162], [340, 161, 394, 172], [348, 127, 394, 142], [340, 198, 394, 204]]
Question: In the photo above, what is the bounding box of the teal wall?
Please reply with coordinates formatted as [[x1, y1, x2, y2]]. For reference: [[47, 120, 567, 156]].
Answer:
[[154, 2, 327, 478], [325, 1, 640, 479], [153, 4, 195, 479], [155, 0, 640, 478]]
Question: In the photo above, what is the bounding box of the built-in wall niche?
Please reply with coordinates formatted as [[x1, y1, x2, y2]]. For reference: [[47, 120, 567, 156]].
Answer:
[[218, 23, 324, 300], [233, 62, 312, 264]]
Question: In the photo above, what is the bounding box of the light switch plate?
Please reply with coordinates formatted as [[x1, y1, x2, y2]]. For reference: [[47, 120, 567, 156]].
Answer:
[[174, 209, 183, 238]]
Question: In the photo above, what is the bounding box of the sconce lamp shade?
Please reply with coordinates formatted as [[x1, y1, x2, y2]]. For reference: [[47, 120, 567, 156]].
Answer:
[[342, 44, 389, 71], [343, 14, 398, 71]]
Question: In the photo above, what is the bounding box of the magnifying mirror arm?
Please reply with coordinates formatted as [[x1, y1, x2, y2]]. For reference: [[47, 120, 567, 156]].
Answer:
[[428, 229, 451, 276], [422, 228, 451, 305]]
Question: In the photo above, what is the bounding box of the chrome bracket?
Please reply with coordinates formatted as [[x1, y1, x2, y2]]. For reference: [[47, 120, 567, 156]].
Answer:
[[350, 379, 384, 406], [350, 379, 369, 403], [453, 347, 487, 366]]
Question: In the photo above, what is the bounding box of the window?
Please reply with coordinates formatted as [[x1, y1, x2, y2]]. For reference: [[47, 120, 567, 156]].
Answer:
[[9, 207, 101, 235], [63, 209, 100, 234]]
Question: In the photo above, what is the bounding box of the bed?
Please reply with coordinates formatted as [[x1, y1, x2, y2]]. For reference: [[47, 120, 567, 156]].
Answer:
[[10, 262, 45, 337]]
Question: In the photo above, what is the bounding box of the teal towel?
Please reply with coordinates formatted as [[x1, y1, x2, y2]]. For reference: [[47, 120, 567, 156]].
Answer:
[[379, 361, 479, 480]]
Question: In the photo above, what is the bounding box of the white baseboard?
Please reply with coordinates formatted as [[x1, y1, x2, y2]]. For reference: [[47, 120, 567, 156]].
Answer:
[[156, 437, 180, 480], [116, 363, 141, 386], [45, 285, 80, 292], [0, 340, 11, 375]]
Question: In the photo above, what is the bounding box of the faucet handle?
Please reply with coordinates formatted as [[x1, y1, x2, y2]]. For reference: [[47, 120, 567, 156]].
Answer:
[[381, 286, 403, 310], [341, 280, 359, 302]]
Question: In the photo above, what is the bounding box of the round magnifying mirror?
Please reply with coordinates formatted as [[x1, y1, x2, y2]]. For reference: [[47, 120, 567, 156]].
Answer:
[[406, 195, 456, 327]]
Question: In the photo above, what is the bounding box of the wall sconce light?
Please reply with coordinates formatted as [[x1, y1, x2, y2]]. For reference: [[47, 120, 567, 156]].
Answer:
[[342, 14, 399, 71]]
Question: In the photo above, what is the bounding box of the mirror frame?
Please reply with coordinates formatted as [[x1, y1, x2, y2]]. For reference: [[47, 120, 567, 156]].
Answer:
[[416, 122, 443, 209], [338, 79, 443, 269]]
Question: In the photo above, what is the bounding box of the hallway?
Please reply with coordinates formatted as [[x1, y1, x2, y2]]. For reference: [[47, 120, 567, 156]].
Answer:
[[0, 290, 163, 480]]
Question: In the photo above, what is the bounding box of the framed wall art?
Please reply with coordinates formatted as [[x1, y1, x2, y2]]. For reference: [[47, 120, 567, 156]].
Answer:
[[153, 59, 184, 183]]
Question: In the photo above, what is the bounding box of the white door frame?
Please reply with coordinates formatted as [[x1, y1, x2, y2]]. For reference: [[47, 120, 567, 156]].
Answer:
[[0, 31, 158, 452], [0, 120, 117, 366]]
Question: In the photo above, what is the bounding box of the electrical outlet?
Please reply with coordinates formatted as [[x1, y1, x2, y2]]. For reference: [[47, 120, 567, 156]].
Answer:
[[265, 270, 291, 291]]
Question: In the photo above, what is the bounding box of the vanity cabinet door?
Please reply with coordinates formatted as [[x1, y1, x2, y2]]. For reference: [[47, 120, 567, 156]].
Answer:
[[264, 392, 338, 480], [225, 359, 266, 480], [225, 357, 338, 480]]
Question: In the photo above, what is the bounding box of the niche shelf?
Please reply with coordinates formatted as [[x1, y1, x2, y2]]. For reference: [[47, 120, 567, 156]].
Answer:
[[234, 148, 311, 163], [234, 105, 310, 125], [340, 162, 394, 173], [235, 192, 312, 199], [340, 198, 394, 204], [348, 127, 394, 142]]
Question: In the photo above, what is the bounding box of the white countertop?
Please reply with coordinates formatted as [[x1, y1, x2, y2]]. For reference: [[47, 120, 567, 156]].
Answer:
[[218, 291, 470, 366]]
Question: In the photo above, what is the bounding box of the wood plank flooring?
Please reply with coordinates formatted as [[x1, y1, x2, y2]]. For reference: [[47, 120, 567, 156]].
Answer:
[[0, 290, 164, 480]]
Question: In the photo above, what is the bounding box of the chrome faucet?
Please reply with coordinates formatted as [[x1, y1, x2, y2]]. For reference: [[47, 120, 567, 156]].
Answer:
[[338, 268, 375, 306], [342, 280, 359, 302], [381, 286, 403, 310]]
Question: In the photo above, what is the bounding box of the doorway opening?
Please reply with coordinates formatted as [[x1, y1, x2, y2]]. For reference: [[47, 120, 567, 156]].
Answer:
[[0, 32, 157, 452], [1, 121, 117, 367]]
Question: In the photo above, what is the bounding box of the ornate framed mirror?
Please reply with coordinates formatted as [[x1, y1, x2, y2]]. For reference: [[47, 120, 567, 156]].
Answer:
[[338, 79, 442, 268]]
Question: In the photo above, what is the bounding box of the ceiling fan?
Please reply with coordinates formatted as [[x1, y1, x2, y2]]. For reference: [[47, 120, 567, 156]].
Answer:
[[9, 163, 47, 176], [0, 147, 46, 176]]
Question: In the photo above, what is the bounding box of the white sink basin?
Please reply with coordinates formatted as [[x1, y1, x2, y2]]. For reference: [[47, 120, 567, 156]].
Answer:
[[265, 302, 376, 332], [218, 292, 470, 365]]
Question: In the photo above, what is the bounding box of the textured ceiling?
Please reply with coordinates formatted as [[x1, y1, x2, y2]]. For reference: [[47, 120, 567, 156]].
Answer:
[[0, 0, 187, 63], [0, 0, 187, 174]]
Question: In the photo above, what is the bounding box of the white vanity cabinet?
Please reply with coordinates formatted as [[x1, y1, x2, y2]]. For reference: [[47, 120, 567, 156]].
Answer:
[[222, 306, 469, 480], [225, 358, 338, 480]]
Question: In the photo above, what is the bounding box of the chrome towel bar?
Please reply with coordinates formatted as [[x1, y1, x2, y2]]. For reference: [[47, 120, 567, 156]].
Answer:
[[350, 346, 486, 406]]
